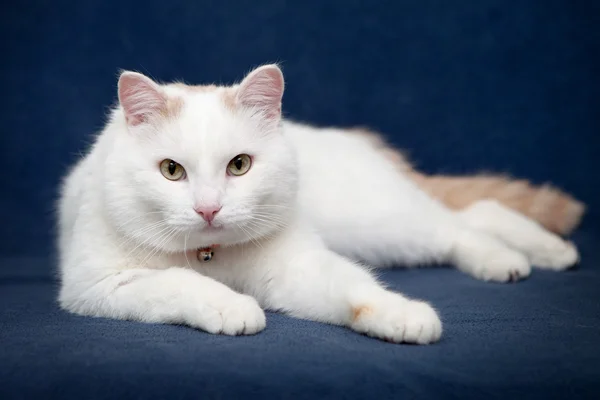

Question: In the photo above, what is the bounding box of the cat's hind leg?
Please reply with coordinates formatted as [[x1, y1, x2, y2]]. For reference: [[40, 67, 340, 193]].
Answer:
[[457, 199, 579, 270], [320, 185, 533, 283]]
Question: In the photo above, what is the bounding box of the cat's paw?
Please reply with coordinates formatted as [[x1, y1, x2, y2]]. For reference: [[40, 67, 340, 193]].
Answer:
[[475, 249, 532, 282], [453, 231, 532, 283], [458, 199, 579, 271], [351, 297, 442, 344], [521, 235, 579, 270], [199, 294, 266, 336]]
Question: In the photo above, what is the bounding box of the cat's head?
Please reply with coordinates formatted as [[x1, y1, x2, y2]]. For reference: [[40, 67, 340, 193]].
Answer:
[[103, 64, 297, 252]]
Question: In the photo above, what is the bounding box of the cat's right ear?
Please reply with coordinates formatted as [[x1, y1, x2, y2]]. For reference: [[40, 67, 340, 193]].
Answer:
[[118, 71, 167, 127]]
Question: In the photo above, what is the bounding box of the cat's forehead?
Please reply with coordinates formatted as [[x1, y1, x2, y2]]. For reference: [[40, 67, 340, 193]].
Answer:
[[164, 83, 237, 111], [163, 84, 237, 131], [156, 83, 258, 156]]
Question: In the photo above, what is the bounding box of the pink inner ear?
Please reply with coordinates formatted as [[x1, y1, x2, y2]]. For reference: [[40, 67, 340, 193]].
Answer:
[[236, 65, 284, 120], [118, 72, 167, 126]]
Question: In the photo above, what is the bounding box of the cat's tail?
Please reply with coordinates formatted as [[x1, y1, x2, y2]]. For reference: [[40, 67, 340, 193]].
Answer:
[[347, 127, 585, 235], [408, 172, 585, 235]]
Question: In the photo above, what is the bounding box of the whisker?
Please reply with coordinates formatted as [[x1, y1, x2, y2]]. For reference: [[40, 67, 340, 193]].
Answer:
[[116, 220, 170, 250], [251, 212, 289, 221], [253, 204, 293, 209], [123, 224, 174, 261], [250, 214, 289, 226], [237, 224, 264, 251], [241, 224, 269, 250], [139, 228, 179, 266], [248, 216, 289, 232], [245, 225, 276, 248], [183, 231, 193, 269], [114, 211, 164, 231], [246, 220, 285, 245]]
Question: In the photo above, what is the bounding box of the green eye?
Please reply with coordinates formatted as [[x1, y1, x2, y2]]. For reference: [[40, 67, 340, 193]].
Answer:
[[227, 154, 252, 176], [160, 159, 186, 181]]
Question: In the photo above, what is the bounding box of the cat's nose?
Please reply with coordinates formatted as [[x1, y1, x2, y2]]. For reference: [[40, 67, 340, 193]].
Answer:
[[194, 205, 222, 223]]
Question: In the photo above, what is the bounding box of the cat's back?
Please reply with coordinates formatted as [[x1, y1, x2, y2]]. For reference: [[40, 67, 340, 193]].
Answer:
[[282, 120, 410, 188], [281, 120, 418, 223]]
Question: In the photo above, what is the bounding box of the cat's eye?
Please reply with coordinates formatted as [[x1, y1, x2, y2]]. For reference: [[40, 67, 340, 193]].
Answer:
[[227, 154, 252, 176], [159, 159, 186, 181]]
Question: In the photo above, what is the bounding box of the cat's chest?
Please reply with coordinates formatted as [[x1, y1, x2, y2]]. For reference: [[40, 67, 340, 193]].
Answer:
[[155, 245, 269, 289]]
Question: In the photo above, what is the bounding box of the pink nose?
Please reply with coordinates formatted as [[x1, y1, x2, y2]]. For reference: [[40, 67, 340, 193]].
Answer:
[[195, 206, 222, 223]]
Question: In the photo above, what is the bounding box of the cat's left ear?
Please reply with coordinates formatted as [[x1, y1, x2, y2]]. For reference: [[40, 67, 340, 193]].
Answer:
[[236, 64, 284, 123]]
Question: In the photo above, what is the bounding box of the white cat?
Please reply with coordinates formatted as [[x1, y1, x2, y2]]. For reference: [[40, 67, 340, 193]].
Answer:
[[57, 64, 583, 344]]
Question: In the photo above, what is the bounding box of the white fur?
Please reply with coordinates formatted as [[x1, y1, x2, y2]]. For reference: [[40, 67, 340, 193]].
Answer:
[[457, 200, 579, 269], [57, 65, 577, 344]]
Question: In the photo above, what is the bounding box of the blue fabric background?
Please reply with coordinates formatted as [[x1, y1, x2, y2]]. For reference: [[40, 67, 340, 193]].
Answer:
[[1, 0, 599, 256], [1, 1, 599, 399]]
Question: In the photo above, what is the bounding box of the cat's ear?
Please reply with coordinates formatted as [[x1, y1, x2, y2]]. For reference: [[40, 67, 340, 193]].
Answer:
[[236, 64, 284, 122], [118, 71, 167, 126]]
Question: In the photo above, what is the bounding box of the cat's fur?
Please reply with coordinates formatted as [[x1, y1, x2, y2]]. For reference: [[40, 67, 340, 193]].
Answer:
[[57, 64, 584, 344]]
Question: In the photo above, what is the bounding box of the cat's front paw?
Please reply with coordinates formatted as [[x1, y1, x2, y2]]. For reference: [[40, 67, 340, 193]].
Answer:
[[199, 294, 266, 336], [351, 297, 442, 344]]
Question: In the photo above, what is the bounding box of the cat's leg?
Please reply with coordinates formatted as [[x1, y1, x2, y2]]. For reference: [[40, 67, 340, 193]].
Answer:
[[245, 230, 442, 344], [321, 185, 532, 283], [449, 225, 532, 282], [59, 266, 266, 335], [457, 199, 579, 270], [319, 181, 531, 282]]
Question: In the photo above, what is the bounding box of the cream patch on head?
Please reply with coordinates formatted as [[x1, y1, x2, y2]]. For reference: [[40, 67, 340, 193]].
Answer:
[[165, 96, 184, 119], [164, 83, 238, 113]]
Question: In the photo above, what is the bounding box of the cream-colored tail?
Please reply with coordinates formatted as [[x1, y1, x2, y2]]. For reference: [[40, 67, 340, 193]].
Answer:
[[408, 172, 585, 235], [345, 127, 585, 235]]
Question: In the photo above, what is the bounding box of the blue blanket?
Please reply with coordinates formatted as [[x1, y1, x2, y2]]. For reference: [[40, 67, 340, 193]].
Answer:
[[1, 230, 599, 399]]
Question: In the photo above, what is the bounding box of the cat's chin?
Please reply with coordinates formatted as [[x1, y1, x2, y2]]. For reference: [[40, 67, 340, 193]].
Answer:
[[202, 225, 224, 232], [178, 228, 247, 249], [165, 220, 282, 252]]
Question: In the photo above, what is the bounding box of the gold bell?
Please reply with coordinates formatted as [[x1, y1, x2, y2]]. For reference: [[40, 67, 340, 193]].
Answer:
[[197, 247, 214, 262]]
